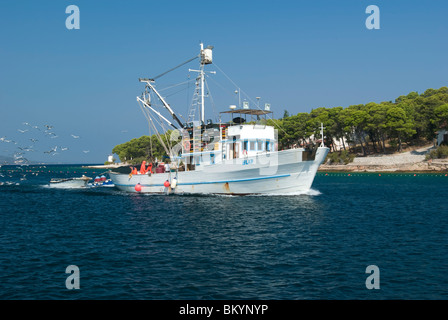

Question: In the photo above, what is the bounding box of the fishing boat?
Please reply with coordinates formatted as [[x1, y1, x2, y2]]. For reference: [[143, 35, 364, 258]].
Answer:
[[110, 44, 329, 195], [49, 175, 91, 188]]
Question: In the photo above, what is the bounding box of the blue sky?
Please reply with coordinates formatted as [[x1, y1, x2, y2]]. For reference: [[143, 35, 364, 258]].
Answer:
[[1, 0, 447, 163]]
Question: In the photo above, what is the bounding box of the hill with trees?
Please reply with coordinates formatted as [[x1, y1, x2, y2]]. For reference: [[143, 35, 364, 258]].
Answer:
[[270, 86, 448, 154]]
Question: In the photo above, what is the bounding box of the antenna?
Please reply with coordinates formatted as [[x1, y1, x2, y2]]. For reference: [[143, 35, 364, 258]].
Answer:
[[320, 123, 325, 147]]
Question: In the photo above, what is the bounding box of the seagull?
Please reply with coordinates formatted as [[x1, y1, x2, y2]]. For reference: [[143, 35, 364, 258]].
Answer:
[[71, 134, 80, 139], [30, 138, 38, 143], [14, 157, 29, 164], [18, 146, 34, 152], [44, 146, 58, 154], [22, 122, 31, 126], [82, 150, 90, 153], [44, 124, 54, 130], [60, 147, 69, 151], [1, 137, 16, 144], [18, 129, 28, 133]]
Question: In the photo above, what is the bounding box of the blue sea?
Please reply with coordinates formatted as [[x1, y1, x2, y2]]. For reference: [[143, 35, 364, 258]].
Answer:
[[0, 165, 447, 300]]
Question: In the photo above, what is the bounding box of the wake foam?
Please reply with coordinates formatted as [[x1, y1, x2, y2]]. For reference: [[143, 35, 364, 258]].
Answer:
[[247, 188, 322, 197]]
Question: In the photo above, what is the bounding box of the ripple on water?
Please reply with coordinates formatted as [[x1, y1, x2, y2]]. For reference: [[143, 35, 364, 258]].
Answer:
[[0, 168, 447, 299]]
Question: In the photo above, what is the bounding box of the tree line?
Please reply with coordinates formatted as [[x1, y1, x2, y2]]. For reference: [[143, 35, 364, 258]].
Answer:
[[269, 86, 448, 154], [112, 133, 174, 165], [112, 86, 448, 163]]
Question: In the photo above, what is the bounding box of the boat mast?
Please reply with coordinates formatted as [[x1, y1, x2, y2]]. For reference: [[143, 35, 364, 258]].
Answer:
[[189, 43, 214, 124], [200, 43, 205, 124]]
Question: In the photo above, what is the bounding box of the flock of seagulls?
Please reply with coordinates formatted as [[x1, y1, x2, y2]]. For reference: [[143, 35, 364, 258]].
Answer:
[[0, 122, 89, 165]]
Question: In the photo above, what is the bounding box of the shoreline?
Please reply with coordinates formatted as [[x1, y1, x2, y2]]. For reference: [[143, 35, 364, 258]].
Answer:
[[318, 159, 448, 172], [319, 144, 447, 172], [318, 165, 448, 173]]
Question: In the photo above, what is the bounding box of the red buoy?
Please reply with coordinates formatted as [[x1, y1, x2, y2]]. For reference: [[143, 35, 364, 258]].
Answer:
[[135, 183, 142, 192], [164, 180, 170, 188]]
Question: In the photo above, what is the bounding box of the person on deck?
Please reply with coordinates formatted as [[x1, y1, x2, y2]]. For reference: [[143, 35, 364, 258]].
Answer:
[[140, 161, 147, 174]]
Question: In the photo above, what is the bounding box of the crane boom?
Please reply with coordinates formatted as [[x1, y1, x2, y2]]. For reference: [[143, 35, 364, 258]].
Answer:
[[139, 78, 185, 129]]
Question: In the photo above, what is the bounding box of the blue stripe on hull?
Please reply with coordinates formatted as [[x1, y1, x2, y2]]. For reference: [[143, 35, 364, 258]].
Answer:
[[114, 173, 291, 187]]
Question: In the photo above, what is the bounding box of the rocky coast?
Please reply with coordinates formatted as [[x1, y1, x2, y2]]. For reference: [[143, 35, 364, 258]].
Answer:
[[318, 145, 448, 172]]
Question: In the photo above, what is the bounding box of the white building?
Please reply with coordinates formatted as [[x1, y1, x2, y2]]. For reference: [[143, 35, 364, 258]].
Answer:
[[437, 129, 448, 146]]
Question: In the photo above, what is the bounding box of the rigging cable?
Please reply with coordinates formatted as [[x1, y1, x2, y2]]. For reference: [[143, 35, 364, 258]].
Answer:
[[150, 55, 199, 81], [213, 62, 288, 136]]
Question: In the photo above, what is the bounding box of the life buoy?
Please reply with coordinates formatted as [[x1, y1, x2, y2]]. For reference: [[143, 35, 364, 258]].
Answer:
[[183, 140, 191, 151]]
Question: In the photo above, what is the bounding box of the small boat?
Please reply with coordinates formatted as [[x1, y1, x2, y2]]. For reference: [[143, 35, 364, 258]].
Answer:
[[90, 175, 115, 187], [49, 175, 91, 188]]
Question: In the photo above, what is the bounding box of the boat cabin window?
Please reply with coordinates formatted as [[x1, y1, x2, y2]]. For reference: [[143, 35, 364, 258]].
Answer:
[[250, 141, 255, 151], [257, 140, 263, 151]]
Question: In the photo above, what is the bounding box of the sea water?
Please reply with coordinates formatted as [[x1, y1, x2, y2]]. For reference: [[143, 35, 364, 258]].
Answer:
[[0, 165, 447, 299]]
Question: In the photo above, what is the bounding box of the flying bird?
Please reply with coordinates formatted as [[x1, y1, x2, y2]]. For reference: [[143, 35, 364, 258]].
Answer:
[[17, 146, 34, 152], [45, 132, 58, 138], [82, 150, 90, 153], [0, 137, 16, 144], [44, 146, 58, 154], [71, 134, 80, 139], [17, 129, 28, 133]]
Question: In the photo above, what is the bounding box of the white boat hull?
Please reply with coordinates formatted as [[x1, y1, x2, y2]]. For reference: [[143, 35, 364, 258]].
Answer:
[[110, 147, 329, 195], [49, 177, 90, 188]]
